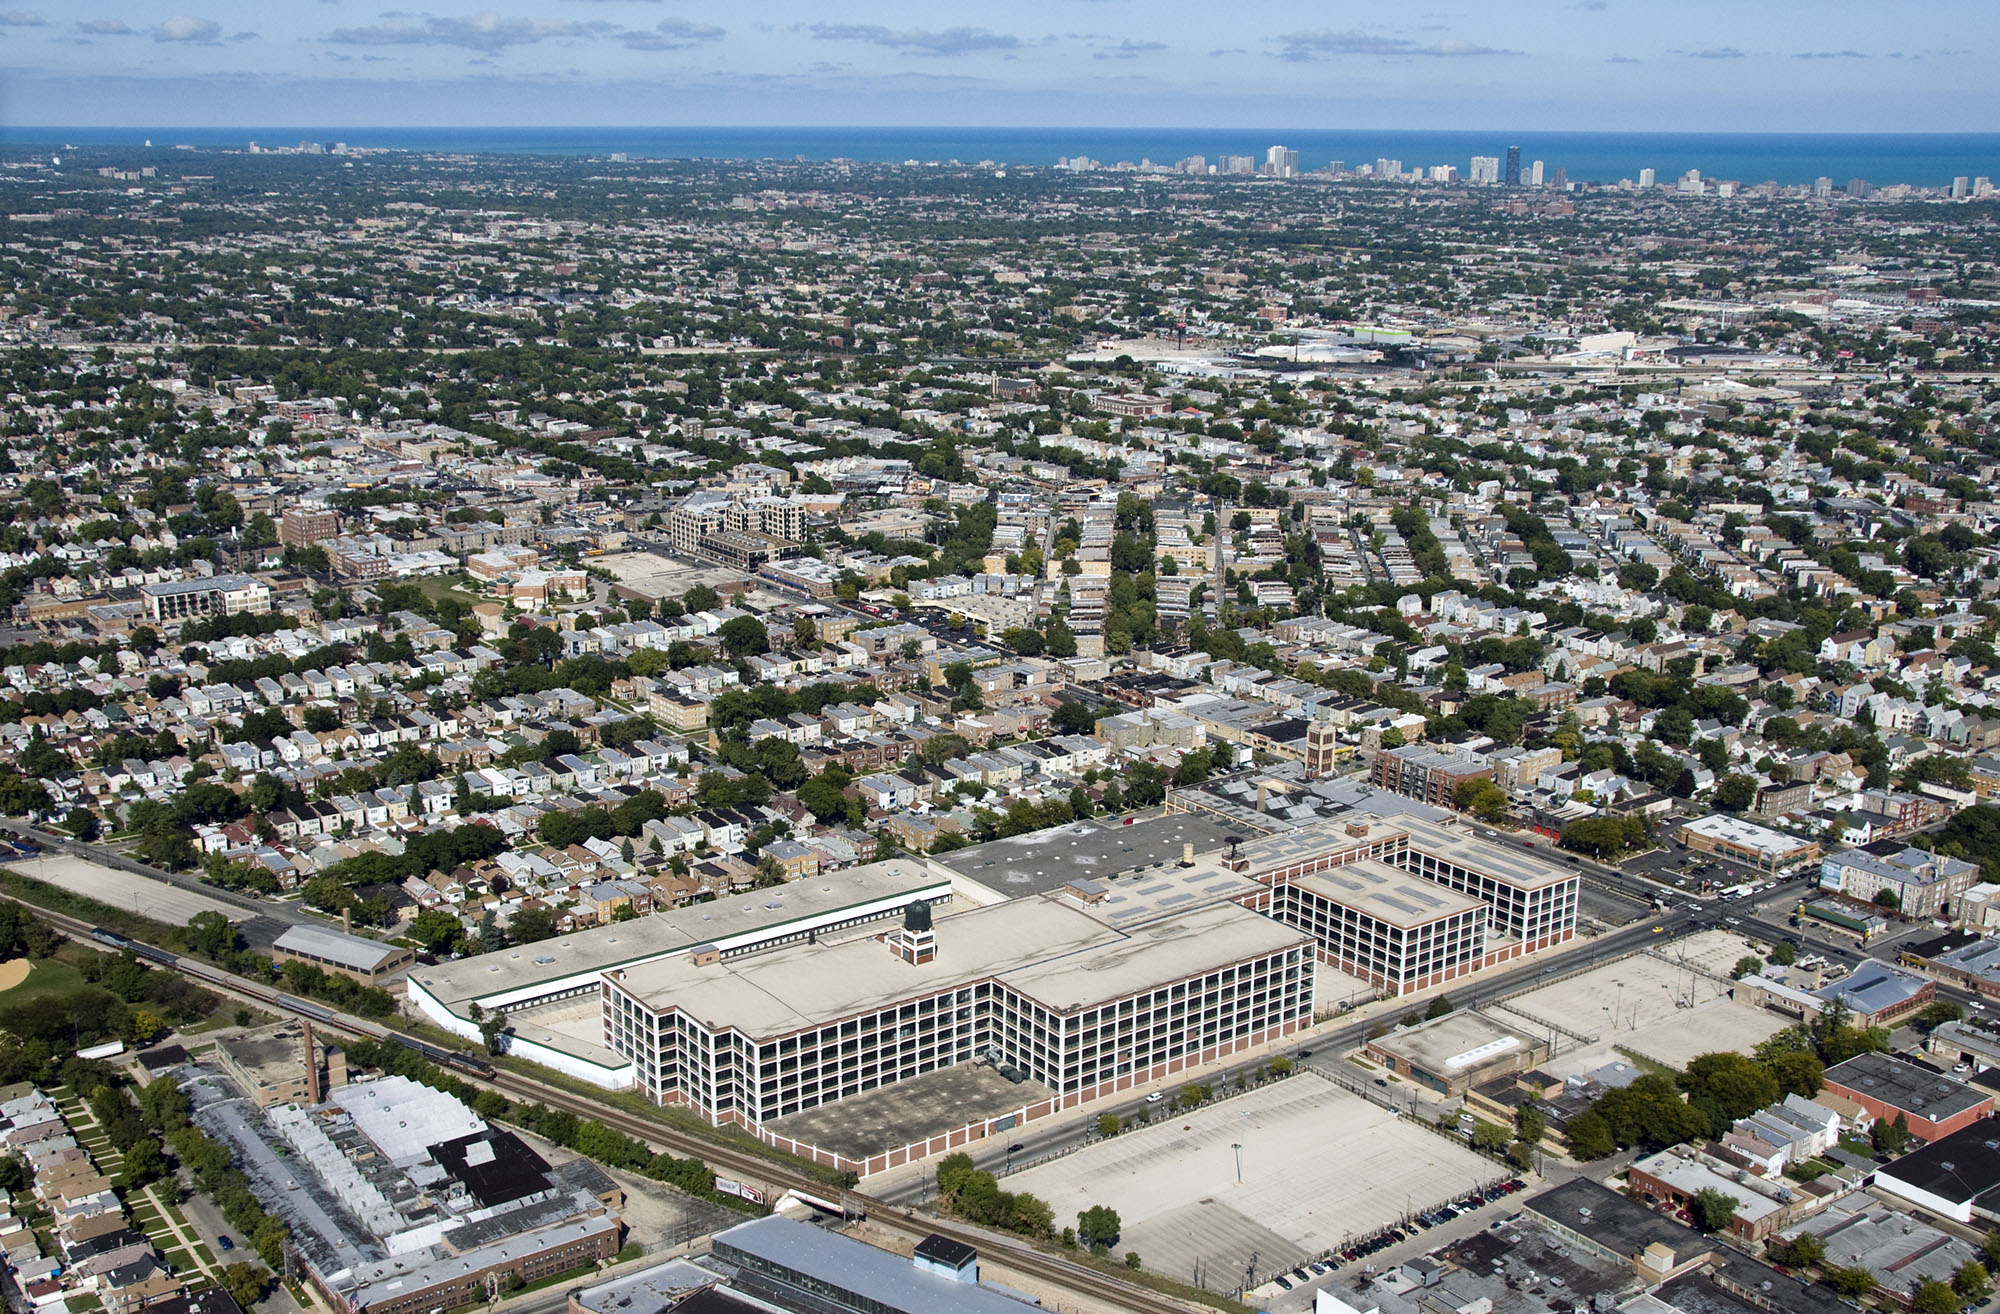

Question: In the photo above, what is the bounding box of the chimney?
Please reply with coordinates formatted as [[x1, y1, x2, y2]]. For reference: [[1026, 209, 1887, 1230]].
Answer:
[[1256, 782, 1268, 811], [1180, 842, 1195, 868], [303, 1021, 322, 1105], [325, 1045, 347, 1091], [342, 907, 352, 934]]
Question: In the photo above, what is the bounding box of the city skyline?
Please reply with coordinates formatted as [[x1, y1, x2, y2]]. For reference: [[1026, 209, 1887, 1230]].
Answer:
[[0, 1, 1996, 130]]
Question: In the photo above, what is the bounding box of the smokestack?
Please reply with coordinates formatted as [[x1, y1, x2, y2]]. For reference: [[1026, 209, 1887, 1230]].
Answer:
[[1256, 782, 1268, 811], [303, 1021, 322, 1105], [342, 907, 352, 934]]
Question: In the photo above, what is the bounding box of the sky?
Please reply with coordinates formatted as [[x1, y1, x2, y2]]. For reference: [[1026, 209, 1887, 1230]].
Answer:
[[0, 1, 1995, 131]]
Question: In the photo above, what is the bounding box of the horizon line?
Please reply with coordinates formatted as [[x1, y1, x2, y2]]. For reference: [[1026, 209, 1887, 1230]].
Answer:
[[7, 125, 2000, 138]]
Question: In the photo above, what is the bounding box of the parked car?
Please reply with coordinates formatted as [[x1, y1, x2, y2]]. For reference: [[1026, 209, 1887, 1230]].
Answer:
[[217, 1236, 233, 1252]]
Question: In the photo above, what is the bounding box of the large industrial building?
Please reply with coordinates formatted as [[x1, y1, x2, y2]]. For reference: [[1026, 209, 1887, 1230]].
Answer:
[[1220, 814, 1578, 994], [188, 1073, 621, 1314], [400, 802, 1573, 1169], [600, 866, 1315, 1132], [405, 859, 953, 1086]]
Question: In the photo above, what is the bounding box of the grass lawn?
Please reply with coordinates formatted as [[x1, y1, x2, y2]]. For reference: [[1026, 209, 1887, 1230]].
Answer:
[[412, 574, 486, 611], [0, 957, 88, 1009]]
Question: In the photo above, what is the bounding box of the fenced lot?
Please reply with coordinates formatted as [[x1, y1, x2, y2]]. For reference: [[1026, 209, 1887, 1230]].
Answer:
[[1006, 1077, 1497, 1292]]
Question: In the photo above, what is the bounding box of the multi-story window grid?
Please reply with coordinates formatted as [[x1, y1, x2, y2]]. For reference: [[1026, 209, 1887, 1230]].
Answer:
[[1273, 877, 1484, 993], [1399, 846, 1577, 946], [1224, 815, 1580, 990], [602, 940, 1310, 1128], [139, 573, 271, 622]]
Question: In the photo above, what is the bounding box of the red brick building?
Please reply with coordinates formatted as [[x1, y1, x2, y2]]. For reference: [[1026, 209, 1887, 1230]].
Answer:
[[1821, 1052, 1993, 1144]]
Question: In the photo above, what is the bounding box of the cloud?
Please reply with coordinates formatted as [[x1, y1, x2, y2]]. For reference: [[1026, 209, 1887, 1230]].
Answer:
[[1272, 28, 1520, 60], [74, 17, 133, 34], [1207, 46, 1247, 56], [808, 23, 1023, 56], [229, 29, 259, 40], [323, 10, 611, 52], [154, 14, 221, 42], [1606, 53, 1641, 63], [1793, 49, 1867, 59], [1573, 0, 1607, 9], [1676, 46, 1744, 59], [1092, 38, 1164, 60], [619, 16, 722, 49], [0, 10, 45, 25]]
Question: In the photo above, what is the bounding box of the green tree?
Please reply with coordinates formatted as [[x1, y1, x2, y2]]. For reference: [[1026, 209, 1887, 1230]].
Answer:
[[506, 906, 555, 944], [1823, 1267, 1875, 1299], [221, 1262, 272, 1309], [717, 616, 769, 658], [1766, 1232, 1826, 1268], [408, 909, 464, 956], [1052, 701, 1101, 735], [1565, 1109, 1617, 1160], [1680, 1051, 1781, 1136], [1077, 1205, 1122, 1250], [1913, 1277, 1961, 1314], [1871, 1111, 1911, 1155], [1955, 1262, 1991, 1304], [1453, 777, 1510, 822], [1914, 1000, 1965, 1034], [1690, 1187, 1740, 1233], [1096, 1114, 1121, 1139], [1715, 775, 1757, 811], [1767, 1051, 1825, 1099], [116, 1136, 166, 1189]]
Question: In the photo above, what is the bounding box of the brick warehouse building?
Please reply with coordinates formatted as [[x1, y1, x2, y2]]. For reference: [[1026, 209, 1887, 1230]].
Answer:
[[1821, 1052, 1994, 1144]]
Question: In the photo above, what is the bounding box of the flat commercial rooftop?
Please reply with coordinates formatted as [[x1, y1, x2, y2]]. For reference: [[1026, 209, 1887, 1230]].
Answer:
[[1233, 815, 1406, 874], [274, 923, 408, 973], [1291, 857, 1484, 929], [1396, 816, 1575, 891], [767, 1063, 1056, 1162], [595, 552, 750, 600], [1824, 1052, 1991, 1122], [1065, 858, 1264, 929], [932, 812, 1248, 897], [714, 1216, 1046, 1314], [1368, 1010, 1541, 1077], [409, 858, 943, 1009], [610, 895, 1310, 1035]]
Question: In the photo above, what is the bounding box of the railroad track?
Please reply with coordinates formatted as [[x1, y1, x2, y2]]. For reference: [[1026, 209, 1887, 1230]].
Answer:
[[17, 898, 1212, 1314]]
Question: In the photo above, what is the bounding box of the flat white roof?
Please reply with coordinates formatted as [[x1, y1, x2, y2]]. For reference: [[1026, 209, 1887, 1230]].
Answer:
[[1681, 813, 1814, 856], [331, 1075, 484, 1165], [1291, 857, 1485, 929], [408, 858, 945, 1008], [608, 894, 1308, 1038]]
